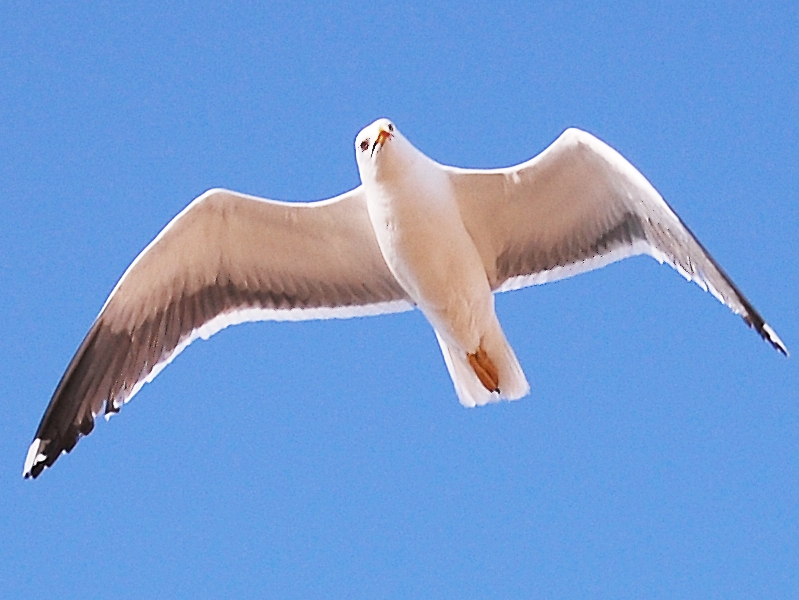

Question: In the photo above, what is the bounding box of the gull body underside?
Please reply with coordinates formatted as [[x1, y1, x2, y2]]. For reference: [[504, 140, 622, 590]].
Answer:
[[24, 121, 787, 478]]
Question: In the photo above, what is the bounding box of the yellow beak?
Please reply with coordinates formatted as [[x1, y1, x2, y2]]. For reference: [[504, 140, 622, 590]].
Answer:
[[371, 128, 393, 156]]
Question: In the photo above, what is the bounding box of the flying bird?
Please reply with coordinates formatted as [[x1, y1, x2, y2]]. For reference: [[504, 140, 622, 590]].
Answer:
[[24, 118, 788, 478]]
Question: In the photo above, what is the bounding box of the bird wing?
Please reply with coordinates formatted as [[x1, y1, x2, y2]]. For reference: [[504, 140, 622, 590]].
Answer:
[[446, 128, 787, 356], [25, 187, 412, 478]]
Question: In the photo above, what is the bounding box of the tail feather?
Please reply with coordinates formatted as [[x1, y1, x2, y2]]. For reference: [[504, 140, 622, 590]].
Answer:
[[435, 324, 529, 408]]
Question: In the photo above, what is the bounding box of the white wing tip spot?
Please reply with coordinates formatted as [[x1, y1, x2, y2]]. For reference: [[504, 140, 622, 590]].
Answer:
[[23, 439, 45, 477]]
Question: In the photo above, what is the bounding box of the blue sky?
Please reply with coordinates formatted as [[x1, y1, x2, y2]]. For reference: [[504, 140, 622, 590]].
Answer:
[[2, 2, 797, 598]]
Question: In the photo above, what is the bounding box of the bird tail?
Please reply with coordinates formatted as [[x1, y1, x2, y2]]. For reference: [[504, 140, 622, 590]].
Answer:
[[435, 323, 530, 408]]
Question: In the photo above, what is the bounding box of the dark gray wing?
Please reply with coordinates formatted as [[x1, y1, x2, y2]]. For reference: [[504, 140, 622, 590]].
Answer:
[[25, 187, 411, 478]]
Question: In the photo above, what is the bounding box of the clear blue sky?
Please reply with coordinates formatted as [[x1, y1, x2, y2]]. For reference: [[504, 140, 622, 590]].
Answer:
[[2, 2, 797, 598]]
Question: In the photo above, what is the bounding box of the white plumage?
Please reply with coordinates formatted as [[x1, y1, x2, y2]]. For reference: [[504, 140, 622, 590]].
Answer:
[[23, 118, 787, 479]]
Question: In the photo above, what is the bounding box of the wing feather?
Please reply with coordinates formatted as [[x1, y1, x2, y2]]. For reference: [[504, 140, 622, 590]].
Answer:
[[25, 187, 411, 478], [447, 128, 787, 356]]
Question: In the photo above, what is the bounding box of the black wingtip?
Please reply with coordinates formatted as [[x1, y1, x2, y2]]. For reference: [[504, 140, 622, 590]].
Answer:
[[23, 438, 48, 479], [745, 315, 789, 357], [23, 415, 94, 480], [763, 323, 789, 357]]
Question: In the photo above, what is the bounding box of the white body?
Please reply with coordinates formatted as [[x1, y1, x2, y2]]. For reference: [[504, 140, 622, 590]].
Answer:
[[356, 119, 529, 406], [363, 133, 490, 350]]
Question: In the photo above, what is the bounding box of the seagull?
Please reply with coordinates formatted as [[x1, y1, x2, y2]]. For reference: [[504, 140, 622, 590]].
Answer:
[[24, 118, 788, 478]]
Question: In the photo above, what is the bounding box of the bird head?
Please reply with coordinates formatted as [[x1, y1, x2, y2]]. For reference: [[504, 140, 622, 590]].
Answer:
[[354, 118, 412, 182]]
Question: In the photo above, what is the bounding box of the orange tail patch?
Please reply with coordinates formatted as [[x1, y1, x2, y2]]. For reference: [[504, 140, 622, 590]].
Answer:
[[467, 346, 500, 393]]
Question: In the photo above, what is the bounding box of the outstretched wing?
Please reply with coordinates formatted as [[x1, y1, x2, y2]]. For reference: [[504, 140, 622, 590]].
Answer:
[[25, 187, 411, 478], [447, 128, 787, 355]]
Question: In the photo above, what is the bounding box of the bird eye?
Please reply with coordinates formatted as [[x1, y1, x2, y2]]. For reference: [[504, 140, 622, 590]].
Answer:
[[388, 123, 394, 132], [360, 139, 370, 152]]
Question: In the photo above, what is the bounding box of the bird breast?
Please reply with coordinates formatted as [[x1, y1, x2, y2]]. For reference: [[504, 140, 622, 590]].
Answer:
[[364, 166, 493, 335]]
